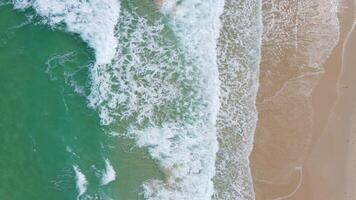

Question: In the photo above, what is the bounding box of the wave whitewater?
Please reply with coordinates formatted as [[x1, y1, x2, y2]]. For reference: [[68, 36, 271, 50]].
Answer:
[[214, 0, 262, 199], [10, 0, 263, 199]]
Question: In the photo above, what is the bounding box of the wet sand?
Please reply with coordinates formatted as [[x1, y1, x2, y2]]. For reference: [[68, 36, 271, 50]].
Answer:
[[297, 12, 356, 200], [251, 0, 356, 199]]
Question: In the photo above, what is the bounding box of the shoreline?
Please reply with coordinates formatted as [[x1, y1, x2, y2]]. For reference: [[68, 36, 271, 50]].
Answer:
[[299, 3, 356, 198], [250, 0, 355, 199], [152, 0, 355, 199]]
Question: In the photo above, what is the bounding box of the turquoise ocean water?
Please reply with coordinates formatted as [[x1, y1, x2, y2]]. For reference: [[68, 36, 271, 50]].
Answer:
[[0, 3, 162, 199], [0, 0, 263, 199]]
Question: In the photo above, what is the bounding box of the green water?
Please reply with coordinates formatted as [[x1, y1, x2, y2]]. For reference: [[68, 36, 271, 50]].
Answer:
[[0, 4, 161, 200]]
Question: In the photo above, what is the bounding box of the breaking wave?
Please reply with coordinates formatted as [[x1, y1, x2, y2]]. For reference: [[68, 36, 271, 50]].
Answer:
[[101, 159, 116, 186], [11, 0, 227, 199], [73, 165, 88, 199], [10, 0, 267, 199]]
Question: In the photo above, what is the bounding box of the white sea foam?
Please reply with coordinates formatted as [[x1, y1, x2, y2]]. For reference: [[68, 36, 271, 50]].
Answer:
[[12, 0, 120, 65], [12, 0, 31, 9], [89, 0, 224, 199], [213, 1, 262, 200], [12, 0, 226, 199], [73, 165, 88, 199], [261, 0, 340, 72], [10, 0, 343, 199], [101, 159, 116, 186]]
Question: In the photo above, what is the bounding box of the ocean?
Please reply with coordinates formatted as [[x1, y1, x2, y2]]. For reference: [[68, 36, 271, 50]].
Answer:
[[0, 0, 262, 200]]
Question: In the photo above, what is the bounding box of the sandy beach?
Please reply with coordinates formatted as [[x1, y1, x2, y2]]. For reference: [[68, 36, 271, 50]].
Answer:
[[297, 9, 356, 200], [345, 23, 356, 198], [251, 0, 356, 199]]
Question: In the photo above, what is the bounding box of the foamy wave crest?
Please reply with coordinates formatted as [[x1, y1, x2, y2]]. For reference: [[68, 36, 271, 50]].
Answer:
[[12, 0, 225, 198], [91, 1, 222, 200], [213, 0, 262, 199], [101, 159, 116, 186], [73, 165, 88, 199], [160, 0, 224, 123], [11, 0, 31, 9], [89, 0, 224, 199], [12, 0, 120, 65]]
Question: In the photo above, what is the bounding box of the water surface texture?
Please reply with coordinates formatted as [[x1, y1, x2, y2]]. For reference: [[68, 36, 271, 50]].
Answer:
[[0, 0, 263, 199]]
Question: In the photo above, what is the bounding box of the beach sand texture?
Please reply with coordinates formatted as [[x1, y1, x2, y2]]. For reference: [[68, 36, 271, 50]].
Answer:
[[251, 0, 356, 199]]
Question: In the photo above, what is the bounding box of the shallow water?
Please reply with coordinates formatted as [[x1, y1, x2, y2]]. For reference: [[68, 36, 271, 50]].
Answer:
[[0, 0, 264, 199]]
